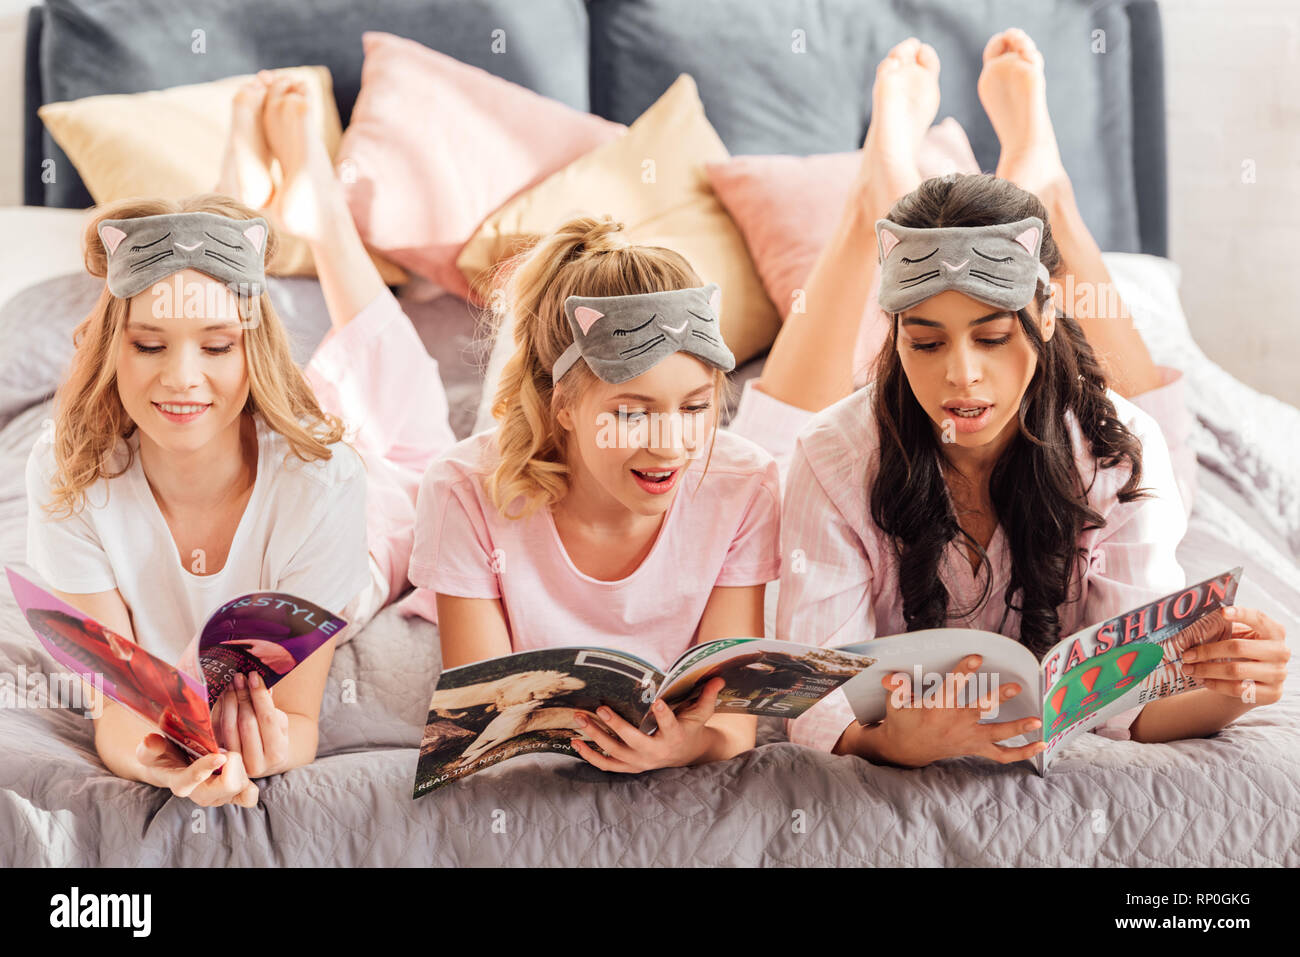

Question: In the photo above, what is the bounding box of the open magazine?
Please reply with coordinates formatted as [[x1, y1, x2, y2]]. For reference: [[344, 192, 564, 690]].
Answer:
[[6, 566, 346, 759], [413, 638, 873, 796], [834, 567, 1243, 774]]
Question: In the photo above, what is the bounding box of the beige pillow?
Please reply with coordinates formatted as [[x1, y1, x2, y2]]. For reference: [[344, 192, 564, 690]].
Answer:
[[38, 67, 405, 282], [456, 74, 780, 366]]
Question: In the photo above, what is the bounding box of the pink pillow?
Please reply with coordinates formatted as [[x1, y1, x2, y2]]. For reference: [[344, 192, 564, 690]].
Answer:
[[336, 32, 625, 296], [706, 118, 981, 381]]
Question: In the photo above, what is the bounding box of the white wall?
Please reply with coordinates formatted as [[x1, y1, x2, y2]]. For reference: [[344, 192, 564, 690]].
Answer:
[[1163, 0, 1300, 408], [0, 0, 1296, 406], [0, 0, 36, 198]]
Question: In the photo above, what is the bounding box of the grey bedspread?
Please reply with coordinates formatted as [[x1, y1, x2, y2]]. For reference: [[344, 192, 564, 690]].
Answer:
[[1, 261, 1296, 867]]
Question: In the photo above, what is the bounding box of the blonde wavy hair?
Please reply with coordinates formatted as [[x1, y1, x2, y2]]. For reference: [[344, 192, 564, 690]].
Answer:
[[484, 216, 730, 519], [45, 193, 346, 518]]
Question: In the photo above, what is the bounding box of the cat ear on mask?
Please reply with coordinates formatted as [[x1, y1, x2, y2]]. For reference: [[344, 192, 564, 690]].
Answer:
[[1013, 225, 1041, 256], [876, 222, 903, 262], [99, 224, 127, 255], [242, 222, 267, 255], [573, 306, 605, 334]]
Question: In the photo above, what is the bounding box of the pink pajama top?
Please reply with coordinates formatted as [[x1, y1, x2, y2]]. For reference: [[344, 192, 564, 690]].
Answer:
[[728, 367, 1193, 752], [403, 427, 783, 671]]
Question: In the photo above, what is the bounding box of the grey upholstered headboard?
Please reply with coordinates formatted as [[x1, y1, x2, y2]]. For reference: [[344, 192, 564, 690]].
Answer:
[[22, 0, 1167, 256]]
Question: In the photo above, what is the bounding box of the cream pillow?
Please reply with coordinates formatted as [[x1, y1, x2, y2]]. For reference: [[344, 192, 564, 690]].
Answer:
[[456, 74, 780, 367], [38, 67, 404, 282]]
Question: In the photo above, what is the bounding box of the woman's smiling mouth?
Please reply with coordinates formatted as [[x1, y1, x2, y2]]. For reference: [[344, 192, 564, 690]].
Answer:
[[153, 401, 211, 424]]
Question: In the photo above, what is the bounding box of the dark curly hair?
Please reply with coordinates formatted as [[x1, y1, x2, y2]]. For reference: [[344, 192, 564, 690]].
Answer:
[[869, 173, 1147, 657]]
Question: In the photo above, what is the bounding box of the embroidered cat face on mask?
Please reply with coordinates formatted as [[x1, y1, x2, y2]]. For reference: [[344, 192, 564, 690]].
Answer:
[[875, 216, 1050, 314], [551, 283, 736, 385], [97, 211, 269, 300]]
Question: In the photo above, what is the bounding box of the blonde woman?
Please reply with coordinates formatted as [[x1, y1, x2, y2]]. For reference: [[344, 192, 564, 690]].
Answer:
[[25, 194, 377, 807], [403, 216, 785, 773]]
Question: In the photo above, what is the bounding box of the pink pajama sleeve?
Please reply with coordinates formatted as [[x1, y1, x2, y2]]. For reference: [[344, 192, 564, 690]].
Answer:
[[304, 291, 456, 611], [1128, 366, 1196, 516]]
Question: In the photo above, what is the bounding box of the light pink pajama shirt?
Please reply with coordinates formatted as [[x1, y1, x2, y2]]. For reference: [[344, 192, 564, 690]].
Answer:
[[402, 427, 783, 671]]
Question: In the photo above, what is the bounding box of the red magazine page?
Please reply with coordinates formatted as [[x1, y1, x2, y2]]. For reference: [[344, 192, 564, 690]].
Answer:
[[6, 567, 217, 758]]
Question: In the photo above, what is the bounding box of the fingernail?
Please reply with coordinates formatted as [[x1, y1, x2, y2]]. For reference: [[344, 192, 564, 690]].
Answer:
[[966, 656, 979, 668], [653, 700, 665, 712], [1224, 606, 1238, 618], [1183, 650, 1198, 662], [574, 715, 586, 727], [235, 673, 246, 689], [249, 672, 261, 688], [1029, 720, 1041, 730], [598, 708, 611, 719], [1183, 664, 1196, 674]]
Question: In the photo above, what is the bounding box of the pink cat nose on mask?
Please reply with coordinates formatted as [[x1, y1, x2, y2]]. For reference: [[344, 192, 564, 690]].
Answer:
[[941, 259, 970, 272]]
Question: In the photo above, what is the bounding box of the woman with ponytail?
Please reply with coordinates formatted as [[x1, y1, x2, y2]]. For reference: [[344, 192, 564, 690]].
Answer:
[[407, 216, 781, 772], [728, 32, 1288, 765]]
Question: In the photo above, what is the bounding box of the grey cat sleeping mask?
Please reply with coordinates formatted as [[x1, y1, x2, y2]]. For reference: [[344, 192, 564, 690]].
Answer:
[[97, 211, 269, 300], [875, 216, 1050, 314], [551, 283, 736, 385]]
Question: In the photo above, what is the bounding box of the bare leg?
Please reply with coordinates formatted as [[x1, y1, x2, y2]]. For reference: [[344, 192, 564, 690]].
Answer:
[[978, 28, 1161, 398], [752, 38, 941, 412], [215, 75, 275, 210], [258, 73, 388, 331]]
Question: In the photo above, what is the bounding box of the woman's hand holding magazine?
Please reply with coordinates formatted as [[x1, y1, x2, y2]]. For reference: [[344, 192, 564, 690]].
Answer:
[[846, 656, 1047, 767], [570, 677, 728, 772], [134, 734, 259, 808]]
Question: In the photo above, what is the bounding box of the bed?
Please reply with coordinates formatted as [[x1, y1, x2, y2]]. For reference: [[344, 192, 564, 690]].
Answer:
[[1, 0, 1297, 867]]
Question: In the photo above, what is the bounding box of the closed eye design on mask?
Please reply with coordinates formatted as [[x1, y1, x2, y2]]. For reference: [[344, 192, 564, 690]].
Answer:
[[900, 249, 938, 264], [128, 231, 175, 273], [610, 313, 669, 357], [129, 232, 170, 253], [611, 315, 655, 337]]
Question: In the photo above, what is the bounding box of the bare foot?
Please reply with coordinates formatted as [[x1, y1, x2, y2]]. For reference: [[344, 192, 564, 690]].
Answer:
[[857, 38, 942, 203], [260, 74, 342, 243], [216, 77, 274, 208], [978, 28, 1068, 197]]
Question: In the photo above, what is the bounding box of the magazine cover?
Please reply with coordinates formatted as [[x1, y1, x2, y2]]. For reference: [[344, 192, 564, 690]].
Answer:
[[1035, 566, 1243, 769], [6, 567, 346, 758]]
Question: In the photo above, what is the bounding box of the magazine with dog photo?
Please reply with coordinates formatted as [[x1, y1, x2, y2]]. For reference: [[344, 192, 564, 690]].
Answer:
[[833, 567, 1243, 774], [413, 638, 874, 795], [5, 566, 347, 759]]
